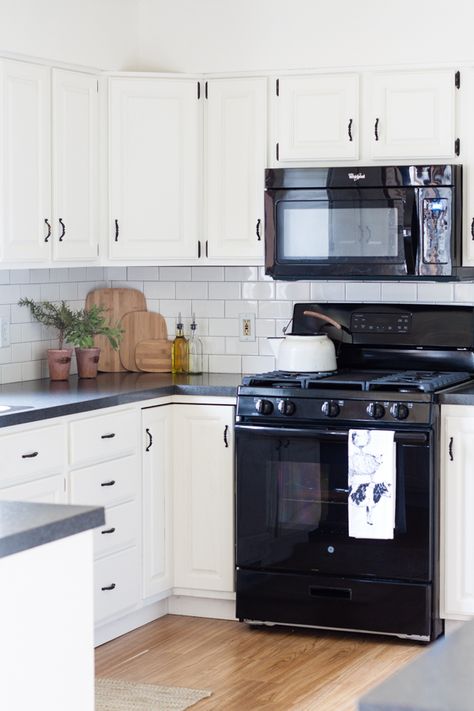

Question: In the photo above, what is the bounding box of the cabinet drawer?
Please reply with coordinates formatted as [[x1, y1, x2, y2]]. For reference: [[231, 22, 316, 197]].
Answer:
[[0, 424, 66, 484], [94, 547, 140, 623], [69, 409, 137, 467], [70, 455, 138, 508], [94, 500, 139, 558]]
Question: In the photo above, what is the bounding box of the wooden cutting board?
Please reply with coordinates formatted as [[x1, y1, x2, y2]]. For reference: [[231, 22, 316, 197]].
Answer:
[[85, 288, 147, 372], [135, 339, 173, 372], [119, 311, 168, 372]]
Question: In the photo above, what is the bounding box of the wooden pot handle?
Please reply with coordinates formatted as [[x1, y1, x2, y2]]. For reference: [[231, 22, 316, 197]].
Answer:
[[303, 310, 342, 330]]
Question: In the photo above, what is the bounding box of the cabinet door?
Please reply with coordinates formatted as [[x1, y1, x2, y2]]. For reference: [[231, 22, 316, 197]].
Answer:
[[369, 70, 456, 159], [52, 69, 98, 262], [275, 74, 359, 162], [142, 405, 173, 598], [0, 473, 66, 503], [0, 60, 51, 262], [441, 406, 474, 618], [205, 78, 266, 260], [109, 78, 201, 260], [173, 404, 234, 593]]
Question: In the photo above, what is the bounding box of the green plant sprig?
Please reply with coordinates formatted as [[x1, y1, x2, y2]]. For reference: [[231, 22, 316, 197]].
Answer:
[[18, 298, 77, 350], [67, 304, 124, 350]]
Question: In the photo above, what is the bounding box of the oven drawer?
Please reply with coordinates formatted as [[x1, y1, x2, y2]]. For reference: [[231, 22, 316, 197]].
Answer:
[[236, 569, 433, 639]]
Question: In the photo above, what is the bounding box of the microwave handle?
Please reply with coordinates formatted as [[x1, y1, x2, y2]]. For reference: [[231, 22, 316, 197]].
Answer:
[[402, 191, 419, 275]]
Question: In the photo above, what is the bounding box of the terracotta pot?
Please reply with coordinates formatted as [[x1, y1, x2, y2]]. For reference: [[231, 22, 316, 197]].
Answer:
[[47, 348, 73, 381], [75, 347, 101, 379]]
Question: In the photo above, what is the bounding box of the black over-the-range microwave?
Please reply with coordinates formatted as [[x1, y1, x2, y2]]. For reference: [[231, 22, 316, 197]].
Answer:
[[264, 165, 472, 280]]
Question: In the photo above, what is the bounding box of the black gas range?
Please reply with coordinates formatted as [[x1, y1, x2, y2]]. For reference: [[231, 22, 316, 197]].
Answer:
[[234, 303, 474, 642]]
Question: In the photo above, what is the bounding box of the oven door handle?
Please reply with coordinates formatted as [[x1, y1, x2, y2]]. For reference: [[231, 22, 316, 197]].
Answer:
[[234, 424, 429, 444]]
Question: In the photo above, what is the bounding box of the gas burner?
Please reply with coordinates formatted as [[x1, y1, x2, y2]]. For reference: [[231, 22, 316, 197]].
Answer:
[[367, 370, 473, 393], [241, 370, 335, 389]]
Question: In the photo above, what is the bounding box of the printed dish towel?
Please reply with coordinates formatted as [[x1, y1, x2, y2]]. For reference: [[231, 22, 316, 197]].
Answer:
[[348, 429, 396, 539]]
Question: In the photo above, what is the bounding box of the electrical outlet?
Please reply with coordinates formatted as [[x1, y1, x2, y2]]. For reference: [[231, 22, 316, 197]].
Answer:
[[239, 313, 255, 342], [0, 318, 10, 348]]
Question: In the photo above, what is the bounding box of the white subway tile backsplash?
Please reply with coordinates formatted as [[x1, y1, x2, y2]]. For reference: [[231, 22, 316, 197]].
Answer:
[[255, 319, 276, 337], [127, 266, 160, 281], [0, 285, 21, 304], [454, 283, 474, 303], [104, 267, 127, 281], [209, 282, 241, 300], [202, 336, 226, 354], [192, 300, 225, 318], [208, 354, 242, 373], [380, 282, 418, 302], [0, 347, 12, 365], [10, 269, 30, 284], [40, 284, 61, 301], [225, 266, 259, 282], [242, 355, 275, 373], [50, 268, 69, 283], [417, 283, 454, 303], [159, 300, 192, 317], [275, 282, 310, 301], [85, 267, 105, 281], [11, 343, 32, 362], [59, 282, 79, 301], [144, 282, 176, 299], [0, 270, 10, 285], [22, 361, 43, 381], [258, 267, 273, 282], [258, 300, 293, 319], [345, 282, 382, 302], [208, 318, 239, 337], [225, 337, 259, 356], [225, 300, 258, 317], [176, 281, 208, 300], [192, 266, 225, 281], [29, 269, 51, 284], [11, 304, 30, 324], [310, 281, 346, 302], [242, 282, 275, 300], [2, 363, 22, 384], [160, 266, 191, 281]]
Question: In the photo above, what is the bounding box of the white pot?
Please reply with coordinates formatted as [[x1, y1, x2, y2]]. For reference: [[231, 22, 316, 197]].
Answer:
[[267, 334, 337, 372]]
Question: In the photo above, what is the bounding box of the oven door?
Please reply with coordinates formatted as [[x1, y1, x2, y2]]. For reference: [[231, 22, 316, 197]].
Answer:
[[265, 187, 418, 279], [235, 424, 433, 583]]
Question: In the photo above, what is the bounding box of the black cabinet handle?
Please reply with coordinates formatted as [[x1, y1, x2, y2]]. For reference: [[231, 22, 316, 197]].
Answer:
[[22, 451, 39, 459], [44, 218, 51, 242], [223, 425, 229, 448], [449, 436, 454, 461], [59, 218, 66, 241], [348, 118, 353, 142], [101, 480, 116, 487], [114, 219, 119, 242], [101, 433, 116, 439], [101, 527, 116, 535], [374, 118, 380, 141], [101, 583, 116, 591], [256, 219, 262, 241], [471, 218, 474, 240], [198, 240, 201, 258], [205, 240, 208, 257], [145, 427, 153, 452]]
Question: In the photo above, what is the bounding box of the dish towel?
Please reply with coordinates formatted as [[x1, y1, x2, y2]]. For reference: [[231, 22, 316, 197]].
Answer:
[[348, 429, 396, 539]]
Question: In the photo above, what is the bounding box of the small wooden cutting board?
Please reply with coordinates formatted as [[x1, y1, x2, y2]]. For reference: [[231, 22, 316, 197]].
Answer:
[[119, 311, 168, 372], [85, 288, 147, 372], [135, 339, 173, 372]]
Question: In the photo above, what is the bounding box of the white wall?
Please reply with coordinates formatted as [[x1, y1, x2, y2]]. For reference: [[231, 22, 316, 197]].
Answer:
[[136, 0, 474, 73], [0, 0, 139, 69]]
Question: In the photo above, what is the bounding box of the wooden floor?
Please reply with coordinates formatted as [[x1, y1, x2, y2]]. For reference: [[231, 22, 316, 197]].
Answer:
[[95, 615, 424, 711]]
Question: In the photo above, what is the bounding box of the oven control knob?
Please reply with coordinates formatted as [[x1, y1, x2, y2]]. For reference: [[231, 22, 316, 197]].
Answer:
[[255, 398, 273, 415], [390, 402, 409, 420], [367, 402, 385, 419], [322, 400, 340, 418], [278, 399, 296, 416]]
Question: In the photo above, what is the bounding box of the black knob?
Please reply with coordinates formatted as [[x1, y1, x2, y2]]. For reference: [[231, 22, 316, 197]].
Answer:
[[322, 400, 340, 418], [390, 402, 409, 420], [278, 399, 296, 416], [367, 402, 385, 419], [255, 398, 273, 415]]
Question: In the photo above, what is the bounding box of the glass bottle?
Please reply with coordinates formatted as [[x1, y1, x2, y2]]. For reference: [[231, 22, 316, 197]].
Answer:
[[172, 312, 188, 374], [188, 314, 203, 375]]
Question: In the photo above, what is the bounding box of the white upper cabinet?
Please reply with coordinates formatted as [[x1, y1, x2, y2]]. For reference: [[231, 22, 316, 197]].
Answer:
[[368, 70, 456, 160], [274, 73, 359, 162], [0, 60, 51, 262], [0, 60, 99, 265], [52, 69, 98, 262], [204, 77, 266, 260], [109, 78, 201, 261]]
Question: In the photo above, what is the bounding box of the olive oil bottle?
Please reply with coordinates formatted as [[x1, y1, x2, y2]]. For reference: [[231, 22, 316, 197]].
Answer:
[[172, 313, 188, 373]]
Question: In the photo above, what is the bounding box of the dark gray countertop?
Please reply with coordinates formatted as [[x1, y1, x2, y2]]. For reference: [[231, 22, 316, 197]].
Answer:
[[0, 501, 105, 559], [0, 372, 241, 428], [359, 621, 474, 711], [439, 381, 474, 406]]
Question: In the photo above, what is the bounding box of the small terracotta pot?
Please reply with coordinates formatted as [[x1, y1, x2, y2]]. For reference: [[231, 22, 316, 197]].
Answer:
[[75, 347, 101, 379], [47, 348, 73, 381]]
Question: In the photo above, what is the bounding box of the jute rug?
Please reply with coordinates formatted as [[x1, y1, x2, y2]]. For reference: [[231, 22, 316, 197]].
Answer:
[[96, 678, 212, 711]]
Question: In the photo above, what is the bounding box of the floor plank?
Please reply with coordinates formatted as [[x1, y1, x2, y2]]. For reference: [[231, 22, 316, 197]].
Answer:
[[95, 615, 424, 710]]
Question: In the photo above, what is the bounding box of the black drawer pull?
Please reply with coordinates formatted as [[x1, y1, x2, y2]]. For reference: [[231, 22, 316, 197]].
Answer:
[[100, 480, 116, 487], [101, 583, 116, 591], [44, 218, 51, 242], [101, 433, 116, 439], [59, 217, 66, 241], [145, 428, 153, 452], [449, 436, 454, 461], [374, 117, 380, 141], [471, 217, 474, 240], [101, 527, 116, 535], [22, 451, 39, 459], [348, 118, 353, 141], [223, 425, 229, 448], [309, 586, 351, 600]]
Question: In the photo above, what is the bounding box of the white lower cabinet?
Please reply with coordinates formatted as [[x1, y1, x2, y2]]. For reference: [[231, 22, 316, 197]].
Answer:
[[0, 473, 66, 503], [172, 403, 235, 593], [441, 405, 474, 618]]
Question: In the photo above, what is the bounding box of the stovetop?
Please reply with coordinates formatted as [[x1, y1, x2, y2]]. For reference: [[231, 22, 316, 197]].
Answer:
[[241, 369, 473, 394]]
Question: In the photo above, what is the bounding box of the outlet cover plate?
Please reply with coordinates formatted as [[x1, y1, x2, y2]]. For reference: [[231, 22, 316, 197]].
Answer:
[[239, 313, 256, 342]]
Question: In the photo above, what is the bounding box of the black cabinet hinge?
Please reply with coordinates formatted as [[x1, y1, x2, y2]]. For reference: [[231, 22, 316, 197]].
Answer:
[[455, 138, 461, 156], [276, 78, 279, 96], [276, 142, 280, 161], [455, 71, 461, 89]]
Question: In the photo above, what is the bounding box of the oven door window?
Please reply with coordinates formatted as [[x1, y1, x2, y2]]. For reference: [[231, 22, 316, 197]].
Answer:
[[274, 188, 407, 264], [235, 428, 431, 582]]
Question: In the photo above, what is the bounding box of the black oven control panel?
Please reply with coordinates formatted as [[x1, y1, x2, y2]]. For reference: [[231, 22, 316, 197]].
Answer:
[[350, 312, 412, 334], [237, 392, 432, 426]]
